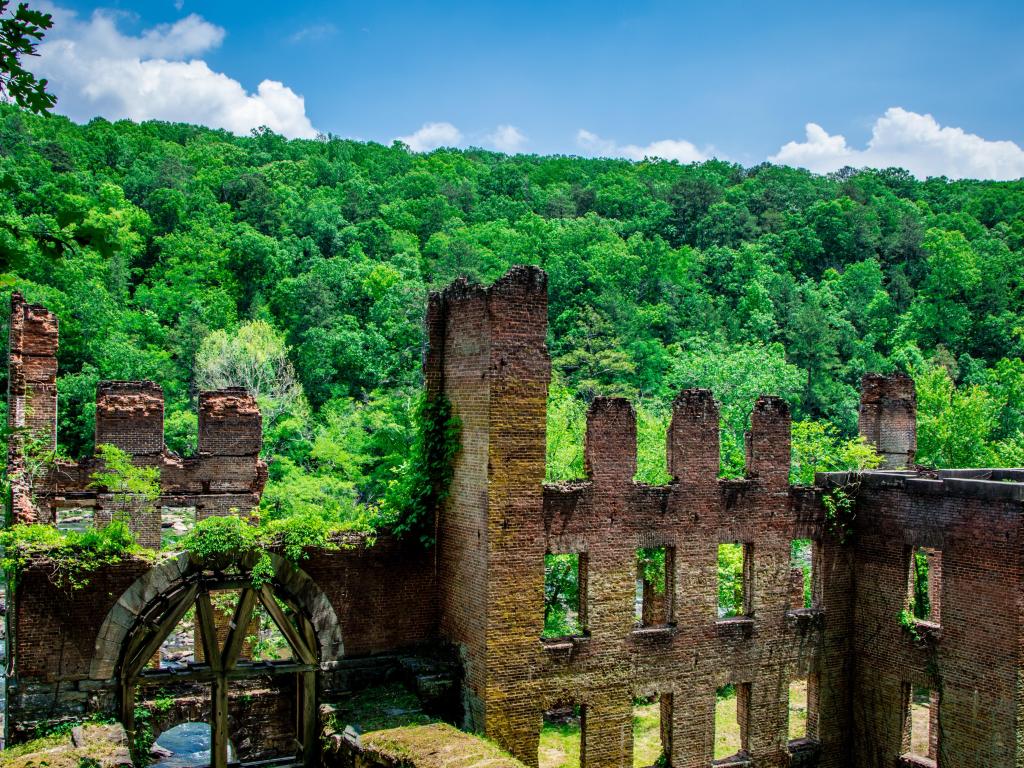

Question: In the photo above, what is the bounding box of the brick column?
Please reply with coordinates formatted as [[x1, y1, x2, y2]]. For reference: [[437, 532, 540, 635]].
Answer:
[[7, 293, 59, 523], [858, 373, 917, 469]]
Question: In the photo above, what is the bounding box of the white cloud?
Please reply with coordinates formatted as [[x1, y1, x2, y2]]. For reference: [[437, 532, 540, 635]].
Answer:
[[35, 4, 317, 139], [287, 23, 337, 44], [485, 124, 527, 154], [770, 107, 1024, 181], [396, 122, 463, 152], [576, 128, 709, 163]]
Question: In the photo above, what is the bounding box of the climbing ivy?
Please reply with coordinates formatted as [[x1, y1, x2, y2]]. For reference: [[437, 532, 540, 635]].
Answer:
[[380, 394, 460, 546], [822, 484, 858, 544]]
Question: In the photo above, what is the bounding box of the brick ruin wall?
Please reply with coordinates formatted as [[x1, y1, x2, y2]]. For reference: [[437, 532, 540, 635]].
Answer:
[[7, 269, 1024, 768], [6, 292, 269, 547], [4, 537, 438, 741], [424, 267, 1024, 768]]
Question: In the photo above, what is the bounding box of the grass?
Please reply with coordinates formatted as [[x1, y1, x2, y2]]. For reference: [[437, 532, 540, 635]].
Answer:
[[362, 723, 526, 768], [788, 679, 808, 742], [326, 682, 436, 733], [631, 700, 664, 767], [0, 724, 128, 768], [909, 688, 932, 757], [538, 716, 581, 768], [714, 690, 742, 760]]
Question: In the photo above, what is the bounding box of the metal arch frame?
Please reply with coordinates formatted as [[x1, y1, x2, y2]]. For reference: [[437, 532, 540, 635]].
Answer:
[[118, 574, 319, 768]]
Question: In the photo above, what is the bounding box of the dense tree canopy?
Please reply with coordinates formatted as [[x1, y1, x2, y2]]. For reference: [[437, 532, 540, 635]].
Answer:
[[0, 107, 1021, 525]]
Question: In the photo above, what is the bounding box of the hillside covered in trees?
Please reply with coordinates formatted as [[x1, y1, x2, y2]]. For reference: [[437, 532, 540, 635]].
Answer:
[[1, 105, 1022, 524]]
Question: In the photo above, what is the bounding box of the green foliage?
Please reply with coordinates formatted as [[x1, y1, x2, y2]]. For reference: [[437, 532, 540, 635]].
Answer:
[[636, 547, 667, 595], [717, 543, 745, 618], [910, 548, 932, 621], [379, 394, 460, 545], [131, 705, 154, 763], [0, 2, 55, 114], [545, 380, 586, 482], [0, 106, 1022, 536], [898, 608, 922, 643], [543, 553, 582, 638], [791, 539, 812, 609], [0, 519, 143, 590], [914, 361, 1024, 468], [790, 420, 882, 485], [822, 486, 857, 544], [89, 443, 160, 524], [177, 509, 364, 588]]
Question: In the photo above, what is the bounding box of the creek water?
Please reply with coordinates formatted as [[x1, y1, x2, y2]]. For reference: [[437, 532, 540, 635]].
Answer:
[[152, 722, 236, 768]]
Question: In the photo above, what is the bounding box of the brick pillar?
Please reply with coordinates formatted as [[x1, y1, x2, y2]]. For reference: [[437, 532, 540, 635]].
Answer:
[[667, 388, 720, 484], [198, 388, 263, 458], [431, 266, 550, 761], [584, 397, 636, 488], [745, 396, 791, 489], [858, 373, 916, 469], [95, 381, 165, 456], [7, 293, 59, 523]]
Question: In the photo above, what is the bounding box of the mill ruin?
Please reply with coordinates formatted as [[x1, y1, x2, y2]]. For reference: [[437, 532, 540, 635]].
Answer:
[[5, 266, 1024, 768]]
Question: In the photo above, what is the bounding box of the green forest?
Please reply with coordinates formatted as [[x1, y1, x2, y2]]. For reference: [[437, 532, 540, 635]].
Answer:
[[1, 105, 1023, 529]]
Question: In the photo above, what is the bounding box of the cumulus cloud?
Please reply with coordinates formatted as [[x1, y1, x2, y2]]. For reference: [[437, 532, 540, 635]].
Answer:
[[396, 122, 463, 152], [35, 4, 317, 139], [770, 107, 1024, 180], [576, 128, 709, 163], [485, 124, 527, 154]]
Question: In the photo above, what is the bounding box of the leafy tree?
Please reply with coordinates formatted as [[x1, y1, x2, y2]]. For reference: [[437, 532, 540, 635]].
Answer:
[[195, 320, 309, 433], [0, 2, 55, 114]]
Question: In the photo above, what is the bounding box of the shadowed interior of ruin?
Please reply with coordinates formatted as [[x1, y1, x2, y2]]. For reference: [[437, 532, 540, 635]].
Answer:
[[5, 267, 1024, 768]]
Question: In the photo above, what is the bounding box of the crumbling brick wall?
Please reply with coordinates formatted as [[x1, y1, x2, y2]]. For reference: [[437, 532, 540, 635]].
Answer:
[[858, 373, 917, 469], [5, 292, 269, 546], [424, 266, 551, 732], [818, 468, 1024, 768], [9, 268, 1024, 768], [6, 292, 59, 523], [429, 268, 1024, 768]]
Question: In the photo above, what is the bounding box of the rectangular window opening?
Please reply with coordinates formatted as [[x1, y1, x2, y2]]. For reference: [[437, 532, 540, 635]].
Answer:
[[789, 539, 815, 610], [544, 553, 586, 639], [713, 683, 750, 763], [161, 506, 197, 549], [540, 704, 584, 768], [717, 543, 751, 619], [55, 505, 94, 533], [632, 693, 671, 767], [636, 547, 673, 626], [904, 685, 938, 761], [908, 547, 941, 624], [787, 675, 819, 744]]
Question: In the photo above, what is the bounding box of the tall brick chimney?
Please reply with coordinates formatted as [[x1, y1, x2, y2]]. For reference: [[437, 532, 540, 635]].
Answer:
[[427, 266, 550, 745], [7, 292, 59, 522], [858, 373, 917, 469]]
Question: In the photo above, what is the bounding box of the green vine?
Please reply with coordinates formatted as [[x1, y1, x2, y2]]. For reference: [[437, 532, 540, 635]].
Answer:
[[898, 608, 922, 643], [380, 393, 460, 546], [822, 483, 859, 544], [131, 705, 155, 764]]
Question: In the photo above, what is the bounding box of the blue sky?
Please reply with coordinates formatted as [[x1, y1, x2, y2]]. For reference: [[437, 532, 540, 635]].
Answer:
[[32, 0, 1024, 178]]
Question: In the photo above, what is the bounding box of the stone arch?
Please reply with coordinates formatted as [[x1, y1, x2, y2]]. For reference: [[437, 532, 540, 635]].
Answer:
[[90, 551, 343, 681]]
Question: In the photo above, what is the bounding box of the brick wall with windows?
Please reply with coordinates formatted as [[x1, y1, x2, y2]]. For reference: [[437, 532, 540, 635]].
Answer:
[[8, 270, 1024, 767]]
